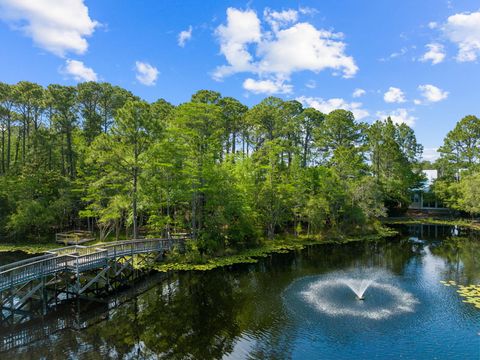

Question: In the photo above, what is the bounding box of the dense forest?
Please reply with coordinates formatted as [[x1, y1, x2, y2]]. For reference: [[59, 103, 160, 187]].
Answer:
[[433, 115, 480, 215], [0, 81, 429, 254]]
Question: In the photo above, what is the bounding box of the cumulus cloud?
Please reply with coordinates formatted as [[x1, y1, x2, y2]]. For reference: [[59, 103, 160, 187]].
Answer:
[[352, 88, 366, 98], [443, 11, 480, 62], [263, 8, 298, 31], [376, 109, 417, 127], [62, 59, 97, 82], [213, 8, 261, 80], [420, 43, 446, 64], [243, 78, 293, 94], [0, 0, 98, 57], [384, 87, 406, 103], [256, 23, 357, 77], [135, 61, 159, 86], [178, 26, 192, 47], [417, 84, 449, 103], [214, 7, 357, 94], [297, 96, 369, 120]]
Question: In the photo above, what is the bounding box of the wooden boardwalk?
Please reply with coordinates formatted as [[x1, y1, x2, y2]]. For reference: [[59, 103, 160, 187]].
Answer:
[[0, 237, 185, 325]]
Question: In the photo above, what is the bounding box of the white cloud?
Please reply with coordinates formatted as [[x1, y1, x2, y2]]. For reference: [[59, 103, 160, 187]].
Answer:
[[389, 47, 408, 59], [264, 8, 298, 31], [376, 108, 417, 127], [352, 88, 366, 98], [383, 87, 406, 103], [243, 78, 293, 94], [0, 0, 98, 57], [428, 21, 438, 29], [214, 7, 357, 93], [213, 8, 261, 80], [417, 84, 448, 103], [178, 26, 192, 47], [298, 7, 318, 15], [62, 59, 97, 82], [297, 96, 369, 120], [422, 147, 440, 162], [443, 11, 480, 62], [256, 23, 357, 78], [420, 43, 446, 64], [135, 61, 159, 86], [380, 47, 408, 61]]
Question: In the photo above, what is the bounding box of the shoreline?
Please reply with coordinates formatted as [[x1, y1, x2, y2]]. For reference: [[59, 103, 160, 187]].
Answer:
[[142, 228, 398, 272], [2, 216, 478, 262], [382, 217, 480, 231], [0, 227, 397, 266]]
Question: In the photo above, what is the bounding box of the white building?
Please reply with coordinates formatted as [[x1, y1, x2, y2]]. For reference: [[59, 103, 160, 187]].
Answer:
[[409, 169, 447, 210]]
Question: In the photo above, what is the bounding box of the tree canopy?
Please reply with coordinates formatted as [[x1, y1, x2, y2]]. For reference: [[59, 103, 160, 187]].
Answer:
[[0, 81, 428, 254]]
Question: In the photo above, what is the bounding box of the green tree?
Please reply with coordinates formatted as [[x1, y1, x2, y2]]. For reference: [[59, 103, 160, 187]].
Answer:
[[46, 84, 78, 179], [438, 115, 480, 175], [86, 100, 157, 239], [367, 118, 423, 213], [316, 109, 366, 179]]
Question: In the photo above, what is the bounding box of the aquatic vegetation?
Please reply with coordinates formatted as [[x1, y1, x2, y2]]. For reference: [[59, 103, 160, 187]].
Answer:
[[147, 231, 399, 273], [441, 281, 480, 309], [0, 243, 58, 254], [151, 243, 305, 272], [385, 217, 480, 231]]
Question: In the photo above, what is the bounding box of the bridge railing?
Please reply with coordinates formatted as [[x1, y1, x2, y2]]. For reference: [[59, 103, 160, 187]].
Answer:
[[0, 255, 71, 292], [0, 254, 56, 273], [46, 245, 100, 257], [0, 237, 188, 292], [102, 238, 172, 256], [64, 248, 110, 272]]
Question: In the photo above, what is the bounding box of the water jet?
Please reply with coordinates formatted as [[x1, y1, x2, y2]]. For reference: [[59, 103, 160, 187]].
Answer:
[[286, 269, 419, 320], [342, 278, 373, 301]]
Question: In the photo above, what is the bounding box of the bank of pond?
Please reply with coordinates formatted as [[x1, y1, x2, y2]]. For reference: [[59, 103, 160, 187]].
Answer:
[[0, 223, 479, 359]]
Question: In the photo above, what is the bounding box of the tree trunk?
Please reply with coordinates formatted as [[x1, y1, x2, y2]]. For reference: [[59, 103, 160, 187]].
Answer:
[[302, 132, 310, 168], [132, 168, 138, 239], [22, 117, 26, 164], [132, 133, 139, 239], [1, 127, 4, 173], [6, 115, 11, 170], [14, 131, 20, 166], [232, 131, 236, 154], [66, 125, 75, 179]]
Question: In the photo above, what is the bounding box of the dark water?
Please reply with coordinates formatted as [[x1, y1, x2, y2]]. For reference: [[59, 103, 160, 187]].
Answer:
[[1, 224, 480, 359], [0, 250, 36, 266]]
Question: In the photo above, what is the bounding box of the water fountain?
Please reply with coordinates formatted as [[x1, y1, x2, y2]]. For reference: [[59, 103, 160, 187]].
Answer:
[[341, 279, 373, 300], [283, 268, 419, 321]]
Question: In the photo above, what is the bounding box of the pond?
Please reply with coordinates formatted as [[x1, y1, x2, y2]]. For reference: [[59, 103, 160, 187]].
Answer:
[[1, 224, 479, 359]]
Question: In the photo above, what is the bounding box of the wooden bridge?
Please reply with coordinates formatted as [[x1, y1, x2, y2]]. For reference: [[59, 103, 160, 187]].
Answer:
[[0, 237, 186, 326], [0, 272, 168, 353]]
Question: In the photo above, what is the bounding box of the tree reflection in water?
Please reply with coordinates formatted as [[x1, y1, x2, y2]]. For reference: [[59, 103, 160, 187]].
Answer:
[[3, 225, 480, 359]]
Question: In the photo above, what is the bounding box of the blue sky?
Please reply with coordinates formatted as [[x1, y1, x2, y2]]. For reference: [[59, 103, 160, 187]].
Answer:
[[1, 0, 479, 160]]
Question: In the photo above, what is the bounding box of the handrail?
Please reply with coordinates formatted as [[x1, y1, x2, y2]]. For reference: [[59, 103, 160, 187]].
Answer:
[[0, 237, 187, 291], [0, 253, 56, 273], [0, 254, 73, 276]]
